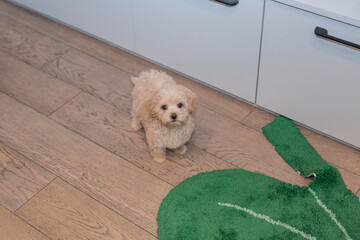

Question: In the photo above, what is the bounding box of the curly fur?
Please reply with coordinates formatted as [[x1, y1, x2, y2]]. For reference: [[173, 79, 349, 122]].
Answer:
[[131, 69, 196, 163]]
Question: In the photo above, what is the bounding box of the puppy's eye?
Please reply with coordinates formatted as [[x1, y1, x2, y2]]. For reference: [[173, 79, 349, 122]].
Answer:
[[177, 103, 183, 108], [161, 105, 167, 110]]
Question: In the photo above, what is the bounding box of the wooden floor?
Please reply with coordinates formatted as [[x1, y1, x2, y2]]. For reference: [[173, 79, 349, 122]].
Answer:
[[0, 1, 359, 239]]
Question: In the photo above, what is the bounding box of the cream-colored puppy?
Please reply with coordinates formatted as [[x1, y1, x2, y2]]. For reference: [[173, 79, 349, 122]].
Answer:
[[131, 69, 196, 163]]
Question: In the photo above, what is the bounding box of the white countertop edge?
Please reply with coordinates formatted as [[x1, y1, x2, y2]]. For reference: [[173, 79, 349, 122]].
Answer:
[[273, 0, 360, 29]]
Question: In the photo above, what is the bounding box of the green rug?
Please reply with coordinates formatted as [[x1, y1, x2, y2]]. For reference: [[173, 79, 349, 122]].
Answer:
[[157, 116, 360, 239]]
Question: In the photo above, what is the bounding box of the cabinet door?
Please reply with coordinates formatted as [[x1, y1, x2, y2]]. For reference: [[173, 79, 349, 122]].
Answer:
[[42, 0, 135, 51], [10, 0, 43, 12], [257, 1, 360, 147], [133, 0, 264, 102]]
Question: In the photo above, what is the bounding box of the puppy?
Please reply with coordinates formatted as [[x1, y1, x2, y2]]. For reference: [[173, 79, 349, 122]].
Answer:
[[131, 69, 196, 163]]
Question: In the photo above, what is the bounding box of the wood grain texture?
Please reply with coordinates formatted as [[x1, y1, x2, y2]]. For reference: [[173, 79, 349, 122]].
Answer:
[[192, 106, 311, 186], [43, 49, 134, 114], [0, 13, 69, 68], [241, 108, 277, 131], [340, 172, 360, 194], [0, 204, 49, 240], [0, 92, 172, 235], [1, 0, 253, 122], [41, 48, 309, 186], [40, 48, 307, 184], [242, 108, 360, 192], [16, 178, 156, 240], [0, 51, 81, 116], [50, 92, 233, 186], [0, 142, 55, 212], [43, 49, 253, 122]]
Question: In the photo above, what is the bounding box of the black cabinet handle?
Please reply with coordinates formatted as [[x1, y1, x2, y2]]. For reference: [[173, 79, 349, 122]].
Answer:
[[212, 0, 239, 6], [314, 26, 360, 50]]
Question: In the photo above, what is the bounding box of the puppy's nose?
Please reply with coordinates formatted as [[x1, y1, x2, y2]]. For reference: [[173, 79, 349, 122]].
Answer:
[[171, 113, 177, 120]]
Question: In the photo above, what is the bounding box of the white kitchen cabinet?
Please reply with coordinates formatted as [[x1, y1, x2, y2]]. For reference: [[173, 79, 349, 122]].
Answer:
[[10, 0, 43, 12], [41, 0, 135, 52], [257, 0, 360, 147], [133, 0, 264, 102]]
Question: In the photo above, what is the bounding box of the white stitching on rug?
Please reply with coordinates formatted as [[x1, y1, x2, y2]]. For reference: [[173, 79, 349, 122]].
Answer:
[[308, 188, 352, 240], [218, 202, 316, 240]]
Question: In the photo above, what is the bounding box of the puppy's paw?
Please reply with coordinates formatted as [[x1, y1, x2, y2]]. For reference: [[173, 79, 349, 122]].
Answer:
[[153, 155, 166, 164], [174, 145, 187, 155], [149, 147, 166, 163]]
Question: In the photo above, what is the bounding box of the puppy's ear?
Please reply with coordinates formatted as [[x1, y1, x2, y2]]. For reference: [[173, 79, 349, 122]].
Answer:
[[140, 92, 161, 119], [183, 87, 196, 114]]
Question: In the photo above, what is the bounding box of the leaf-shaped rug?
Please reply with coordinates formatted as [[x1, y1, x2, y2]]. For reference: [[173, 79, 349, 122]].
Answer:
[[157, 116, 360, 240]]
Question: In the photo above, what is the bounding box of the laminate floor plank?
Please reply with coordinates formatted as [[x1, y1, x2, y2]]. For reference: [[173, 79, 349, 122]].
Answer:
[[0, 142, 55, 212], [16, 178, 156, 240], [49, 91, 311, 187], [0, 204, 49, 240], [43, 49, 253, 122], [43, 49, 134, 114], [42, 48, 308, 186], [0, 12, 70, 68], [192, 106, 311, 186], [0, 51, 81, 115], [241, 108, 276, 131], [50, 92, 234, 186], [0, 92, 172, 235]]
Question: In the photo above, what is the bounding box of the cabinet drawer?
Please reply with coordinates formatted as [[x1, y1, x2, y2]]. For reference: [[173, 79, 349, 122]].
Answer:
[[133, 0, 264, 102], [41, 0, 135, 51], [257, 0, 360, 147]]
